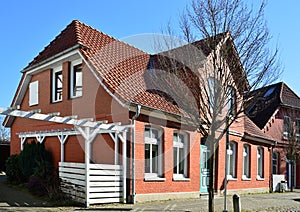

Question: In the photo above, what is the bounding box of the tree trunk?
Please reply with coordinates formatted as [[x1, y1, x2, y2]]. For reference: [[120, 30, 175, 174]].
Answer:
[[208, 135, 216, 212], [291, 161, 294, 192]]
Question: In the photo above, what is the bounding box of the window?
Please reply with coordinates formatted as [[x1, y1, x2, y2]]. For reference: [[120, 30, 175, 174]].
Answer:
[[29, 81, 39, 106], [242, 144, 250, 179], [70, 60, 82, 98], [208, 77, 221, 113], [272, 152, 279, 174], [227, 87, 236, 117], [144, 126, 163, 179], [173, 132, 188, 179], [283, 116, 291, 139], [257, 147, 264, 179], [52, 67, 63, 102], [296, 119, 300, 139], [227, 141, 237, 178]]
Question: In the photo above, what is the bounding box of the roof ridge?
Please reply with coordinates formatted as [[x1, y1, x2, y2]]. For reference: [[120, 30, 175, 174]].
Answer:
[[74, 20, 148, 54], [278, 81, 284, 104], [281, 82, 300, 99]]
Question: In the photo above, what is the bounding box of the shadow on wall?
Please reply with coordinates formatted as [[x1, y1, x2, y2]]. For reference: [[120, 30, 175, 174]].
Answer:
[[0, 142, 10, 172]]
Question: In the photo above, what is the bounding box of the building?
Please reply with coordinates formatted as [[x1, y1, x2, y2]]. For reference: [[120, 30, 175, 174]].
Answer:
[[4, 20, 276, 205], [247, 82, 300, 189]]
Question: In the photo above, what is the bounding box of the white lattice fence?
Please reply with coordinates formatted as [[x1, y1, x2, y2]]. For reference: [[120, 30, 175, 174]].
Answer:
[[59, 162, 123, 205]]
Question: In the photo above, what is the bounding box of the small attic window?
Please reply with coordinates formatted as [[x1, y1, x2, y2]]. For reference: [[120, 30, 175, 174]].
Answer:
[[263, 87, 275, 98], [70, 59, 82, 98]]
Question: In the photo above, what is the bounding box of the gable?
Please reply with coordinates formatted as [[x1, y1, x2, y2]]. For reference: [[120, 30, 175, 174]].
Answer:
[[6, 20, 247, 128]]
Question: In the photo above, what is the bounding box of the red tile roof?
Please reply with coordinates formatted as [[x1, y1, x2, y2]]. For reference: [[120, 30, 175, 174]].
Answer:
[[13, 20, 273, 142], [246, 82, 300, 129], [244, 116, 273, 141], [24, 20, 213, 117]]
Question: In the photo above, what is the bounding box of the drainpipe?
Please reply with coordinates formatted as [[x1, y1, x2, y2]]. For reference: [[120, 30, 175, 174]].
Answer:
[[131, 104, 141, 204], [270, 141, 277, 192]]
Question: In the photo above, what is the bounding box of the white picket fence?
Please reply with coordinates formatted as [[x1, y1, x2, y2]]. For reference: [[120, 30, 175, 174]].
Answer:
[[58, 162, 123, 205]]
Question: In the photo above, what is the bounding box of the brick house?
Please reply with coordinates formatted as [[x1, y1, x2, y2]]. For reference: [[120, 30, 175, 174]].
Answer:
[[247, 82, 300, 189], [4, 20, 276, 205]]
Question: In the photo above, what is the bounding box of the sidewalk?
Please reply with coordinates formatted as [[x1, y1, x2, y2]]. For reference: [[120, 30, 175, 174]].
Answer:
[[130, 191, 300, 211], [1, 171, 300, 211]]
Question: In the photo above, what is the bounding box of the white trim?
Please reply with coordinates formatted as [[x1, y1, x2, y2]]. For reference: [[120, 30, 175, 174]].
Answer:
[[242, 144, 250, 178], [227, 141, 237, 178], [70, 59, 83, 98], [257, 147, 264, 178], [144, 126, 163, 177], [52, 65, 63, 103], [5, 50, 81, 127], [173, 131, 189, 178], [26, 49, 80, 75]]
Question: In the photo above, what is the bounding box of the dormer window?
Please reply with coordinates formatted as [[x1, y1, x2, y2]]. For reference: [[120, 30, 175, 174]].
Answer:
[[70, 59, 82, 98], [52, 66, 63, 102]]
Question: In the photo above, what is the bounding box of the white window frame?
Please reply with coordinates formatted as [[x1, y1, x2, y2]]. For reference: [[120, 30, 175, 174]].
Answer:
[[283, 116, 291, 139], [29, 81, 39, 106], [227, 86, 236, 118], [144, 126, 163, 179], [257, 147, 264, 179], [242, 144, 250, 179], [70, 59, 82, 98], [173, 132, 189, 180], [295, 118, 300, 140], [227, 141, 237, 179], [52, 66, 63, 102], [272, 152, 279, 174]]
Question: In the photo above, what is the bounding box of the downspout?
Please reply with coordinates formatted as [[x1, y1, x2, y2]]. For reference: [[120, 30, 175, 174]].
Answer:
[[131, 104, 141, 204], [270, 141, 277, 193]]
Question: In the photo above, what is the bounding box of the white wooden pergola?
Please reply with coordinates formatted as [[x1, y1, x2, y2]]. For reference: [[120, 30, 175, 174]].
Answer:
[[1, 107, 131, 206]]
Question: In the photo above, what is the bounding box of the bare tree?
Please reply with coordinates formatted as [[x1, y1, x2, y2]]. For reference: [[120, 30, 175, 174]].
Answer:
[[0, 117, 10, 141], [150, 0, 281, 211], [283, 110, 300, 192]]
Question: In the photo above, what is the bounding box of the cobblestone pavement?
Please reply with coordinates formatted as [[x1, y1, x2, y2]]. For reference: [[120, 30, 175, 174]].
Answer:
[[1, 172, 300, 211]]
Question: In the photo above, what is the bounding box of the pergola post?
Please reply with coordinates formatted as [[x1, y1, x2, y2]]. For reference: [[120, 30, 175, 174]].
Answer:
[[76, 126, 98, 208], [118, 132, 127, 203], [110, 133, 120, 165], [58, 133, 68, 162], [20, 137, 26, 151]]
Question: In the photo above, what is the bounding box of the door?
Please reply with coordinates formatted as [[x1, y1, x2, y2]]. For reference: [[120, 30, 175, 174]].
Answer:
[[200, 145, 210, 193]]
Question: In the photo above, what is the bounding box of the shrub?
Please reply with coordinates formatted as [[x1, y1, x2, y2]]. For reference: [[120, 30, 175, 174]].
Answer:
[[6, 141, 68, 202], [5, 154, 23, 183], [18, 141, 53, 181], [28, 175, 47, 196]]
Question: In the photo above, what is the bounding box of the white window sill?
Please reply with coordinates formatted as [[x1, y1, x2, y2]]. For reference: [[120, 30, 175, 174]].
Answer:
[[242, 177, 251, 181], [52, 100, 62, 104], [70, 95, 82, 99], [256, 177, 264, 181], [173, 177, 190, 182], [227, 176, 238, 181], [144, 177, 166, 182]]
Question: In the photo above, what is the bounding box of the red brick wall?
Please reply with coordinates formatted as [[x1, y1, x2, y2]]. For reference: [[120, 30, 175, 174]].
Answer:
[[134, 120, 201, 194], [10, 59, 129, 166], [216, 135, 271, 192]]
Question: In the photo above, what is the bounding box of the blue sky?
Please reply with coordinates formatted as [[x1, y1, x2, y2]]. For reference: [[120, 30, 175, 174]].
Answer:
[[0, 0, 299, 108]]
